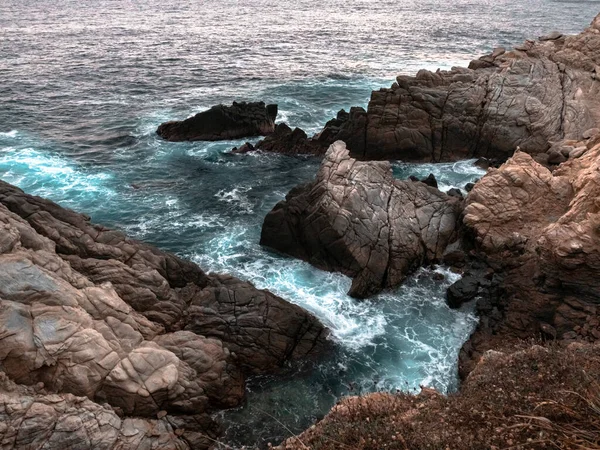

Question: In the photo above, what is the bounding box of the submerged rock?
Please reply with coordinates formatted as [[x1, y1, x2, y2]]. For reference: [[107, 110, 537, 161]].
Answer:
[[157, 101, 278, 141], [260, 141, 462, 298], [0, 179, 329, 447]]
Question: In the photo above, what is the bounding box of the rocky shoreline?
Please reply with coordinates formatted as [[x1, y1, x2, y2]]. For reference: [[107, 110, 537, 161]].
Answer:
[[3, 12, 600, 450], [262, 14, 600, 449], [0, 181, 328, 449]]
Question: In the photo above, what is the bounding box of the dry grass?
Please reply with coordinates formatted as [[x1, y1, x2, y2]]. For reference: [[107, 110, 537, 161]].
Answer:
[[277, 343, 600, 450]]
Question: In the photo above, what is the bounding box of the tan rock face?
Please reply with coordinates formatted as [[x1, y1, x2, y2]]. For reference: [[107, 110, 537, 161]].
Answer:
[[0, 179, 329, 448], [0, 372, 190, 450], [459, 138, 600, 376], [261, 141, 462, 298]]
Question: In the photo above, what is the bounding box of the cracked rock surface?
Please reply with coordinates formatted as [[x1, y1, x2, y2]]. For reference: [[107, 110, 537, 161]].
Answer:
[[0, 179, 328, 448], [459, 135, 600, 376], [261, 15, 600, 162], [260, 141, 462, 298]]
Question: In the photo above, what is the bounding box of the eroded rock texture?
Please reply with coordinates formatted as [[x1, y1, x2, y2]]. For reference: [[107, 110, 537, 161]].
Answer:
[[157, 101, 278, 141], [459, 136, 600, 376], [0, 372, 190, 450], [254, 16, 600, 162], [0, 180, 328, 448], [261, 141, 462, 298]]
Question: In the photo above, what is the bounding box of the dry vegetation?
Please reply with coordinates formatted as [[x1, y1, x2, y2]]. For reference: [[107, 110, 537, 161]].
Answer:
[[277, 343, 600, 450]]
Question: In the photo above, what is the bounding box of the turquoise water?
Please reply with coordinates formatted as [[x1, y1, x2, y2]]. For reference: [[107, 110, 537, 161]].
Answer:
[[1, 1, 598, 446]]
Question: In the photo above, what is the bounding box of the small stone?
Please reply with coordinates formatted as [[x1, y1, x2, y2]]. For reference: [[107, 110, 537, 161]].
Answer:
[[569, 146, 587, 159], [583, 127, 600, 139], [547, 150, 567, 165], [560, 146, 574, 157], [539, 31, 563, 41]]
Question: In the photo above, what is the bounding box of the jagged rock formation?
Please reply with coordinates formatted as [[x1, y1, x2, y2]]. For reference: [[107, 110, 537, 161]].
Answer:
[[246, 16, 600, 162], [0, 180, 328, 448], [234, 123, 325, 155], [458, 134, 600, 376], [157, 101, 278, 141], [260, 141, 462, 298], [326, 16, 600, 161], [277, 343, 600, 449]]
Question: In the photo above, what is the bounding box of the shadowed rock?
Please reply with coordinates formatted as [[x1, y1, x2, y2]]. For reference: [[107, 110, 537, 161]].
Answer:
[[260, 141, 462, 298], [157, 101, 278, 141]]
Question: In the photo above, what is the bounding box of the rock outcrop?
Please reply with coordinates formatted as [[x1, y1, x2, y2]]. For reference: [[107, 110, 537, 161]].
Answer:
[[260, 141, 462, 298], [237, 123, 325, 156], [0, 180, 328, 448], [327, 16, 600, 161], [0, 372, 192, 449], [248, 16, 600, 162], [458, 134, 600, 376], [157, 101, 278, 141]]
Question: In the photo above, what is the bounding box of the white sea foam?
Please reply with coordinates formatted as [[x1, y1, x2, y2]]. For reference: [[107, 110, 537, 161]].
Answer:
[[0, 130, 18, 138]]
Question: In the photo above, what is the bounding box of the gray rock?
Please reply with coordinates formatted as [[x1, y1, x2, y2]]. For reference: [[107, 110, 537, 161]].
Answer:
[[260, 141, 462, 298]]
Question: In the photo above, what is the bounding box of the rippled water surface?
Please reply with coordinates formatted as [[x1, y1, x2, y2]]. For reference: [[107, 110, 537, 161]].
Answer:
[[1, 1, 598, 447]]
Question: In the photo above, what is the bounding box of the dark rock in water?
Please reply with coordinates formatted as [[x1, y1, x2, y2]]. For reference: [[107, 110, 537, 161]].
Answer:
[[474, 157, 491, 169], [306, 19, 600, 162], [253, 123, 325, 155], [0, 179, 329, 447], [421, 173, 438, 188], [465, 182, 476, 192], [232, 142, 255, 154], [260, 141, 463, 298], [447, 188, 464, 199], [409, 175, 420, 182], [157, 101, 278, 142], [447, 275, 480, 308]]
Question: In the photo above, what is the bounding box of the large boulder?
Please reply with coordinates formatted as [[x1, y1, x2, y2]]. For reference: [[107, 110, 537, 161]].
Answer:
[[157, 101, 278, 141], [459, 136, 600, 376], [261, 141, 462, 298], [0, 179, 329, 446]]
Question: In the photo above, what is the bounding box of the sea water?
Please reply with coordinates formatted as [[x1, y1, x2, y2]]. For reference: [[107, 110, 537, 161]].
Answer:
[[1, 1, 598, 446]]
